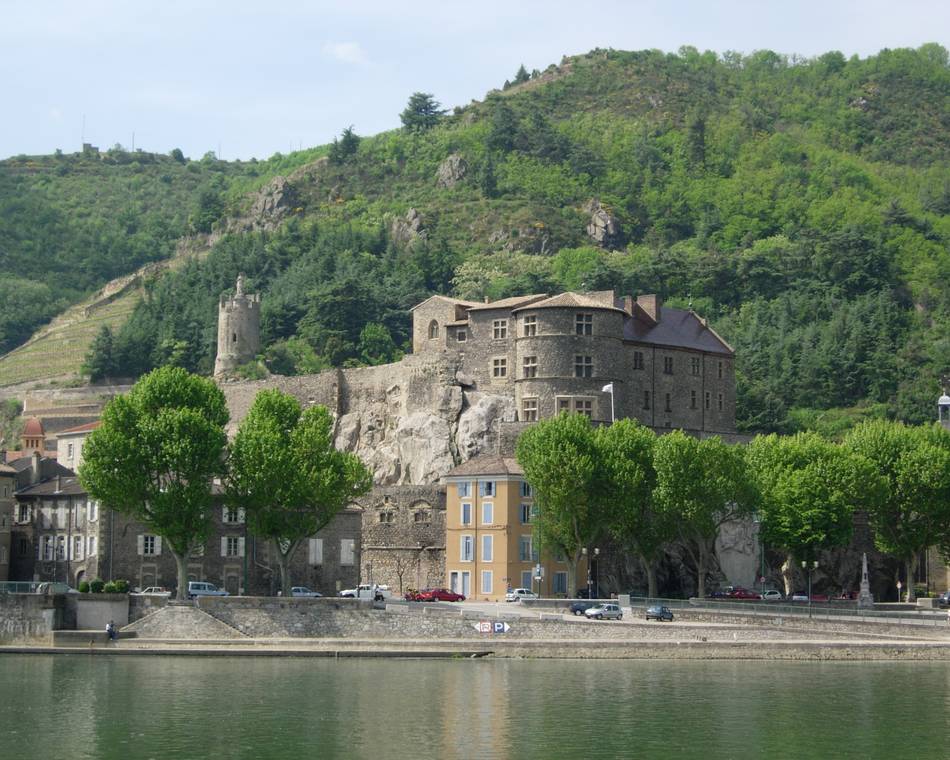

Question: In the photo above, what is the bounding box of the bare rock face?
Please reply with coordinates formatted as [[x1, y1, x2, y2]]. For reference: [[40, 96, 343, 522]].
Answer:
[[715, 519, 759, 588], [456, 393, 517, 462], [246, 176, 299, 232], [436, 154, 467, 189], [390, 208, 427, 248], [394, 412, 456, 485], [584, 199, 621, 248]]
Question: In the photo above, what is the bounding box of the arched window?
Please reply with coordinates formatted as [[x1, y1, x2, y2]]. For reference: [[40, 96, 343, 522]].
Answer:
[[232, 332, 237, 344], [428, 320, 439, 339]]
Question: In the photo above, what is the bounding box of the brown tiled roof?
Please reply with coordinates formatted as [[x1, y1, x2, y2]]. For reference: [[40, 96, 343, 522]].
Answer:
[[512, 292, 625, 313], [624, 306, 733, 356], [444, 455, 524, 478], [410, 295, 482, 311], [467, 294, 548, 312], [22, 417, 44, 436], [57, 421, 101, 436]]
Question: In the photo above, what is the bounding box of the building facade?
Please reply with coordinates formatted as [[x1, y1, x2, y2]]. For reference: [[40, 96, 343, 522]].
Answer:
[[0, 462, 14, 581], [411, 290, 736, 435], [443, 455, 586, 600]]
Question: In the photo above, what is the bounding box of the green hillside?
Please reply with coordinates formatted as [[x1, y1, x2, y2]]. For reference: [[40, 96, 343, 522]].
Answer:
[[5, 45, 950, 434]]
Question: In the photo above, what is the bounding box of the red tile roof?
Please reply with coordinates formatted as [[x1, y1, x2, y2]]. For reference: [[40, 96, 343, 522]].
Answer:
[[56, 420, 102, 436]]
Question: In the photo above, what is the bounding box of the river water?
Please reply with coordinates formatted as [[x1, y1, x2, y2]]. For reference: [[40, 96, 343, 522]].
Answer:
[[2, 655, 948, 759]]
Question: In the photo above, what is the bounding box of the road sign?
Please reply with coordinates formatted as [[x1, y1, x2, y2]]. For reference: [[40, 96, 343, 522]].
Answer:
[[493, 622, 511, 634], [472, 621, 512, 634], [473, 621, 491, 634]]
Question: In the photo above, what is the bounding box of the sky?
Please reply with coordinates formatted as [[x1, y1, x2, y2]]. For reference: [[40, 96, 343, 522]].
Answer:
[[1, 0, 946, 161]]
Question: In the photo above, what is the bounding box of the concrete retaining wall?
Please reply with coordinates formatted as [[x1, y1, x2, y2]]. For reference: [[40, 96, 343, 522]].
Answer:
[[0, 593, 74, 643], [76, 594, 128, 630]]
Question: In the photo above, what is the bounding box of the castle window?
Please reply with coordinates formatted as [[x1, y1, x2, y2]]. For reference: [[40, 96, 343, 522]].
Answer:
[[718, 361, 724, 379], [492, 319, 508, 340], [718, 393, 724, 411], [705, 391, 711, 410], [633, 351, 644, 370], [428, 320, 439, 339], [557, 398, 571, 414], [691, 357, 701, 376], [522, 356, 538, 379], [521, 398, 538, 422], [663, 356, 674, 374], [492, 358, 508, 378], [576, 313, 593, 336], [643, 390, 651, 410], [691, 390, 697, 410], [413, 511, 430, 523], [457, 330, 466, 342], [575, 399, 593, 418], [523, 315, 537, 336], [378, 511, 395, 523], [574, 355, 593, 378], [665, 393, 672, 412]]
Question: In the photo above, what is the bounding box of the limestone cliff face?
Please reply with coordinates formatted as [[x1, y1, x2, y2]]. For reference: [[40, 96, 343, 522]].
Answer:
[[220, 354, 514, 486]]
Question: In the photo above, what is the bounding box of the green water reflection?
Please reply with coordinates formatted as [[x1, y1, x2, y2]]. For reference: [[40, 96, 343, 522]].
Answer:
[[1, 655, 948, 759]]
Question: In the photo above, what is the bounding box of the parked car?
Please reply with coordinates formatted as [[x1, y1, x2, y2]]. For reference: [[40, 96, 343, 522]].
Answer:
[[761, 590, 784, 601], [570, 601, 596, 616], [137, 587, 171, 596], [290, 586, 322, 598], [729, 588, 762, 600], [584, 603, 623, 620], [339, 584, 392, 601], [645, 605, 674, 622], [417, 588, 466, 602], [187, 581, 228, 598], [790, 591, 828, 602], [506, 588, 538, 602], [937, 591, 950, 608]]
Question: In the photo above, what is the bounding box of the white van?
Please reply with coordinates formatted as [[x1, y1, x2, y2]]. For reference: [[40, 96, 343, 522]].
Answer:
[[187, 581, 228, 598]]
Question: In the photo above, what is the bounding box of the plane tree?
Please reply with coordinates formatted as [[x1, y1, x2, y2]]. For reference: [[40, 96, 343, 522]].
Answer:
[[227, 389, 372, 596], [79, 367, 229, 600]]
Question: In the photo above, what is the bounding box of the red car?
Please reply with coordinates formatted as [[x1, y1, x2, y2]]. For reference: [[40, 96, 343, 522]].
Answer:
[[417, 588, 466, 602], [728, 587, 762, 600]]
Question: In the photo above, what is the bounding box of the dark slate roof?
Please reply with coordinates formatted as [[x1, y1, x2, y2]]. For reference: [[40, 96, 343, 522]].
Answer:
[[624, 306, 733, 356], [444, 455, 524, 478], [8, 456, 74, 477], [16, 474, 86, 497]]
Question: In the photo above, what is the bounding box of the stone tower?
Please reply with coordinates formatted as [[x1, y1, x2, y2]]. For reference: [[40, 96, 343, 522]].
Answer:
[[214, 274, 261, 376]]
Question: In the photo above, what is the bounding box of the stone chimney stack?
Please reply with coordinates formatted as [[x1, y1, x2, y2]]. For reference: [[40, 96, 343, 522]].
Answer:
[[30, 451, 41, 485], [637, 294, 663, 322]]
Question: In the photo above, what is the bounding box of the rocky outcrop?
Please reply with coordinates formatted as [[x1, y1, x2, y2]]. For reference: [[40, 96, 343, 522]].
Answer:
[[584, 199, 621, 248], [436, 154, 467, 189], [456, 393, 517, 461], [390, 208, 427, 248]]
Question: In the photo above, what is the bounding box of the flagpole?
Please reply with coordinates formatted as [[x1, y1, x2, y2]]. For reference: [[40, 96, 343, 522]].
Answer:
[[602, 383, 615, 424]]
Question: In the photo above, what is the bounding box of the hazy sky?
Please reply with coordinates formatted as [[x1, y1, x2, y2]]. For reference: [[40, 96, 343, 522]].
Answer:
[[2, 0, 946, 160]]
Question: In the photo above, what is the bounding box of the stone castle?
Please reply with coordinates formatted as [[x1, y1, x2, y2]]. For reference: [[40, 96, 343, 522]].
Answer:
[[214, 274, 261, 376]]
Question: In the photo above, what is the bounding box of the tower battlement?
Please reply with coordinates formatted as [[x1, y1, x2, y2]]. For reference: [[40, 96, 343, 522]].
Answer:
[[214, 274, 261, 376]]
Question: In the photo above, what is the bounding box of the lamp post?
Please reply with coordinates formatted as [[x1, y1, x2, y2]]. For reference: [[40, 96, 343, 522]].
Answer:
[[582, 547, 592, 599], [593, 548, 600, 598], [938, 390, 950, 430], [801, 559, 818, 618]]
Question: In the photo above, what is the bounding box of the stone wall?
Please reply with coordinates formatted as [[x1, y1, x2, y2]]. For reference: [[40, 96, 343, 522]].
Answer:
[[75, 593, 128, 629], [357, 485, 446, 593], [0, 592, 73, 642]]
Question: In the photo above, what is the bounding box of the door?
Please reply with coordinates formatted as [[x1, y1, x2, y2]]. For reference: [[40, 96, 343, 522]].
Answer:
[[461, 572, 471, 598], [450, 572, 459, 593], [225, 574, 240, 595]]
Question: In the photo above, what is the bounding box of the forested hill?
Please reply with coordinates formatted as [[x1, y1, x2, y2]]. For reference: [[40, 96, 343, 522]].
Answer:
[[5, 45, 950, 435]]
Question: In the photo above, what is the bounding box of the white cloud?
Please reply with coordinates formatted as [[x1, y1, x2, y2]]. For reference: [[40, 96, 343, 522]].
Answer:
[[322, 41, 369, 65]]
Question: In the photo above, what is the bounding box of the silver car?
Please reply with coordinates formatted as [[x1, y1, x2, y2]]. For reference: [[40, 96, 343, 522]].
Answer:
[[584, 603, 623, 620]]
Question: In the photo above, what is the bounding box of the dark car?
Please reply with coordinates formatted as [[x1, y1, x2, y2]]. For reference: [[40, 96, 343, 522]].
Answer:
[[570, 601, 596, 616], [645, 605, 674, 622]]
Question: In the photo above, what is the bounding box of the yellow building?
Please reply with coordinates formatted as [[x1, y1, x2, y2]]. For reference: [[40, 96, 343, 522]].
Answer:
[[443, 455, 586, 601]]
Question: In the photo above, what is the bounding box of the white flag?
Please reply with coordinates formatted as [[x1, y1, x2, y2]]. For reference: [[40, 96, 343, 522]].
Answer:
[[602, 383, 614, 393]]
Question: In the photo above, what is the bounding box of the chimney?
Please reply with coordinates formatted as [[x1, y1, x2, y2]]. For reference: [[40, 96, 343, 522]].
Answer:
[[637, 294, 663, 322], [31, 451, 41, 485], [623, 295, 634, 315], [55, 475, 61, 493]]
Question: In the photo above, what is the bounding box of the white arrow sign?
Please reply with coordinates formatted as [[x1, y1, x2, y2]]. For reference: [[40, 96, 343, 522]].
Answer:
[[472, 620, 511, 634]]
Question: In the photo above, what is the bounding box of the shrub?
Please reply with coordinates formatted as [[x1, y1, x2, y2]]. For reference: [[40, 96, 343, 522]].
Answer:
[[103, 581, 118, 594], [113, 579, 130, 593], [90, 578, 105, 593], [78, 581, 90, 593]]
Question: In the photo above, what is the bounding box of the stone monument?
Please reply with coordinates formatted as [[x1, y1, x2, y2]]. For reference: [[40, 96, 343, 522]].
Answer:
[[858, 551, 874, 609]]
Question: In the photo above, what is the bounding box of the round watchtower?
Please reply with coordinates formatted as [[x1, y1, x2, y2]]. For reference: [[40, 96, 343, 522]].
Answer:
[[214, 274, 261, 376]]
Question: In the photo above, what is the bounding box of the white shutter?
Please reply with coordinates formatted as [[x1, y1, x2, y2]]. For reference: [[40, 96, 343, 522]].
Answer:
[[238, 537, 245, 557], [308, 538, 323, 566], [222, 506, 229, 522], [136, 535, 144, 556], [220, 537, 228, 557], [155, 536, 162, 556], [238, 508, 246, 524]]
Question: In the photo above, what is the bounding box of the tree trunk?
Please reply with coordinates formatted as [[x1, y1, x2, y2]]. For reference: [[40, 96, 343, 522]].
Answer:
[[172, 549, 190, 602], [696, 541, 709, 599], [781, 552, 795, 597], [275, 542, 293, 597], [905, 558, 916, 603], [641, 555, 657, 599], [567, 550, 581, 599]]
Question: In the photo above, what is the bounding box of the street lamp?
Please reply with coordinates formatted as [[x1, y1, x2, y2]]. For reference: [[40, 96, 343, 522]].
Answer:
[[592, 548, 600, 598], [801, 559, 818, 618], [938, 391, 950, 430]]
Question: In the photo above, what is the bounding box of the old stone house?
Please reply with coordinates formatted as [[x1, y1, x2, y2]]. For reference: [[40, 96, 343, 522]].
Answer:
[[0, 461, 14, 581]]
